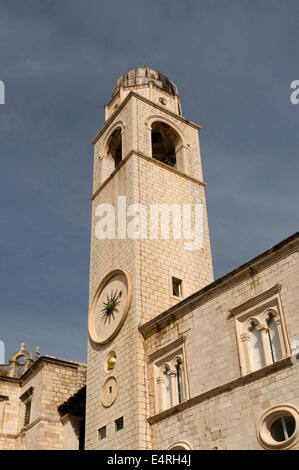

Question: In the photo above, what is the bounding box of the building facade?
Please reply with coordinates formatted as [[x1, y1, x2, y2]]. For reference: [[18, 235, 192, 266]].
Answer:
[[1, 67, 298, 450], [0, 343, 86, 449]]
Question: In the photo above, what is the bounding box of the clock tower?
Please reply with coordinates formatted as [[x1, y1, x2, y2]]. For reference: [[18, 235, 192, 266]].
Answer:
[[85, 67, 214, 449]]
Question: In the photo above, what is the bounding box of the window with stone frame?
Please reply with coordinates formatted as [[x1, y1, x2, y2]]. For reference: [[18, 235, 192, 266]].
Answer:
[[149, 337, 189, 414], [172, 277, 182, 298], [257, 404, 299, 450], [115, 416, 124, 431], [228, 285, 290, 376], [0, 396, 8, 432], [98, 425, 106, 440], [20, 386, 33, 429], [24, 399, 31, 427]]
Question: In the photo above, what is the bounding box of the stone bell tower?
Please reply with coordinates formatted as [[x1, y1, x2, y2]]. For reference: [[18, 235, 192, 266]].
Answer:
[[85, 67, 214, 449]]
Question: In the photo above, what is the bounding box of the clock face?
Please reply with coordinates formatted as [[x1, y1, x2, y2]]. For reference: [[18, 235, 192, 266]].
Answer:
[[88, 269, 132, 344], [101, 376, 119, 408]]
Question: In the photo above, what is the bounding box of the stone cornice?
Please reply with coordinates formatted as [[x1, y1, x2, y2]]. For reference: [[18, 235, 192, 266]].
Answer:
[[227, 283, 282, 319], [106, 80, 178, 108], [92, 92, 132, 144], [20, 355, 86, 383], [0, 415, 63, 441], [0, 357, 86, 385], [131, 92, 200, 130], [148, 336, 186, 362], [1, 415, 62, 440], [90, 149, 206, 201], [0, 375, 20, 384], [20, 386, 33, 402], [92, 91, 200, 145], [39, 355, 86, 369], [148, 357, 293, 425], [21, 415, 61, 433], [0, 432, 17, 439], [140, 232, 299, 339]]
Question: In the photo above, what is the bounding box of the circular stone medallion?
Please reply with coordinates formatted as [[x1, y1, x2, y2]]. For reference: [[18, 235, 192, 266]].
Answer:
[[88, 268, 132, 344], [101, 376, 119, 408]]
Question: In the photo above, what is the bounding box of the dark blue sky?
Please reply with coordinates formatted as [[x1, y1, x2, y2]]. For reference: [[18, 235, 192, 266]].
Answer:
[[0, 0, 298, 363]]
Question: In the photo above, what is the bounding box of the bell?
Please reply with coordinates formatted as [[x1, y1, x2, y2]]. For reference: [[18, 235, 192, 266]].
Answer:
[[107, 356, 116, 369]]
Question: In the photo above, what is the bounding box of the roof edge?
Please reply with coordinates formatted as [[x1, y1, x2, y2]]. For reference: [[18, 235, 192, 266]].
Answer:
[[139, 231, 299, 338], [19, 355, 86, 382], [92, 91, 200, 145]]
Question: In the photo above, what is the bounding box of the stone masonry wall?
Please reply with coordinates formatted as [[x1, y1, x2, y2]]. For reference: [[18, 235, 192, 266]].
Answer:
[[144, 245, 299, 449], [86, 88, 213, 450], [0, 378, 20, 449], [0, 358, 86, 450]]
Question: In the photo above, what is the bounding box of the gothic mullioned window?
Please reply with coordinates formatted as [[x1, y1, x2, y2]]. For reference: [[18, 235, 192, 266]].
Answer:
[[159, 356, 185, 410], [176, 357, 185, 403], [246, 309, 283, 372], [267, 314, 282, 362], [149, 339, 189, 414], [229, 285, 290, 376]]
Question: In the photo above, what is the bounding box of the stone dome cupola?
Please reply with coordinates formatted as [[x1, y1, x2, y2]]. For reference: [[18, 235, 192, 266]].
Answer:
[[104, 67, 182, 121], [112, 67, 179, 98]]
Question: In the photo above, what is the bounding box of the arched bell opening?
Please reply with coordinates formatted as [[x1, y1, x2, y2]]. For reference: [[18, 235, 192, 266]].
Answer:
[[151, 121, 182, 168], [107, 127, 122, 169]]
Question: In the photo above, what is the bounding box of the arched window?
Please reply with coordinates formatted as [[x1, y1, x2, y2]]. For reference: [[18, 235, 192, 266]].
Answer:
[[267, 314, 282, 363], [16, 355, 25, 378], [7, 343, 33, 378], [107, 128, 122, 168], [249, 321, 265, 371], [156, 353, 186, 413], [167, 441, 193, 450], [163, 364, 172, 409], [151, 122, 181, 168], [175, 357, 185, 404], [151, 341, 189, 415], [231, 289, 290, 376]]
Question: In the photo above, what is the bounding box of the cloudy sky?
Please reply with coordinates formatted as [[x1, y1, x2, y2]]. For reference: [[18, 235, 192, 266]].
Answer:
[[0, 0, 298, 363]]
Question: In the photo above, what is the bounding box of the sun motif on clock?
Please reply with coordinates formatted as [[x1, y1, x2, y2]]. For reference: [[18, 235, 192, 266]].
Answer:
[[101, 290, 122, 323], [88, 269, 132, 344]]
